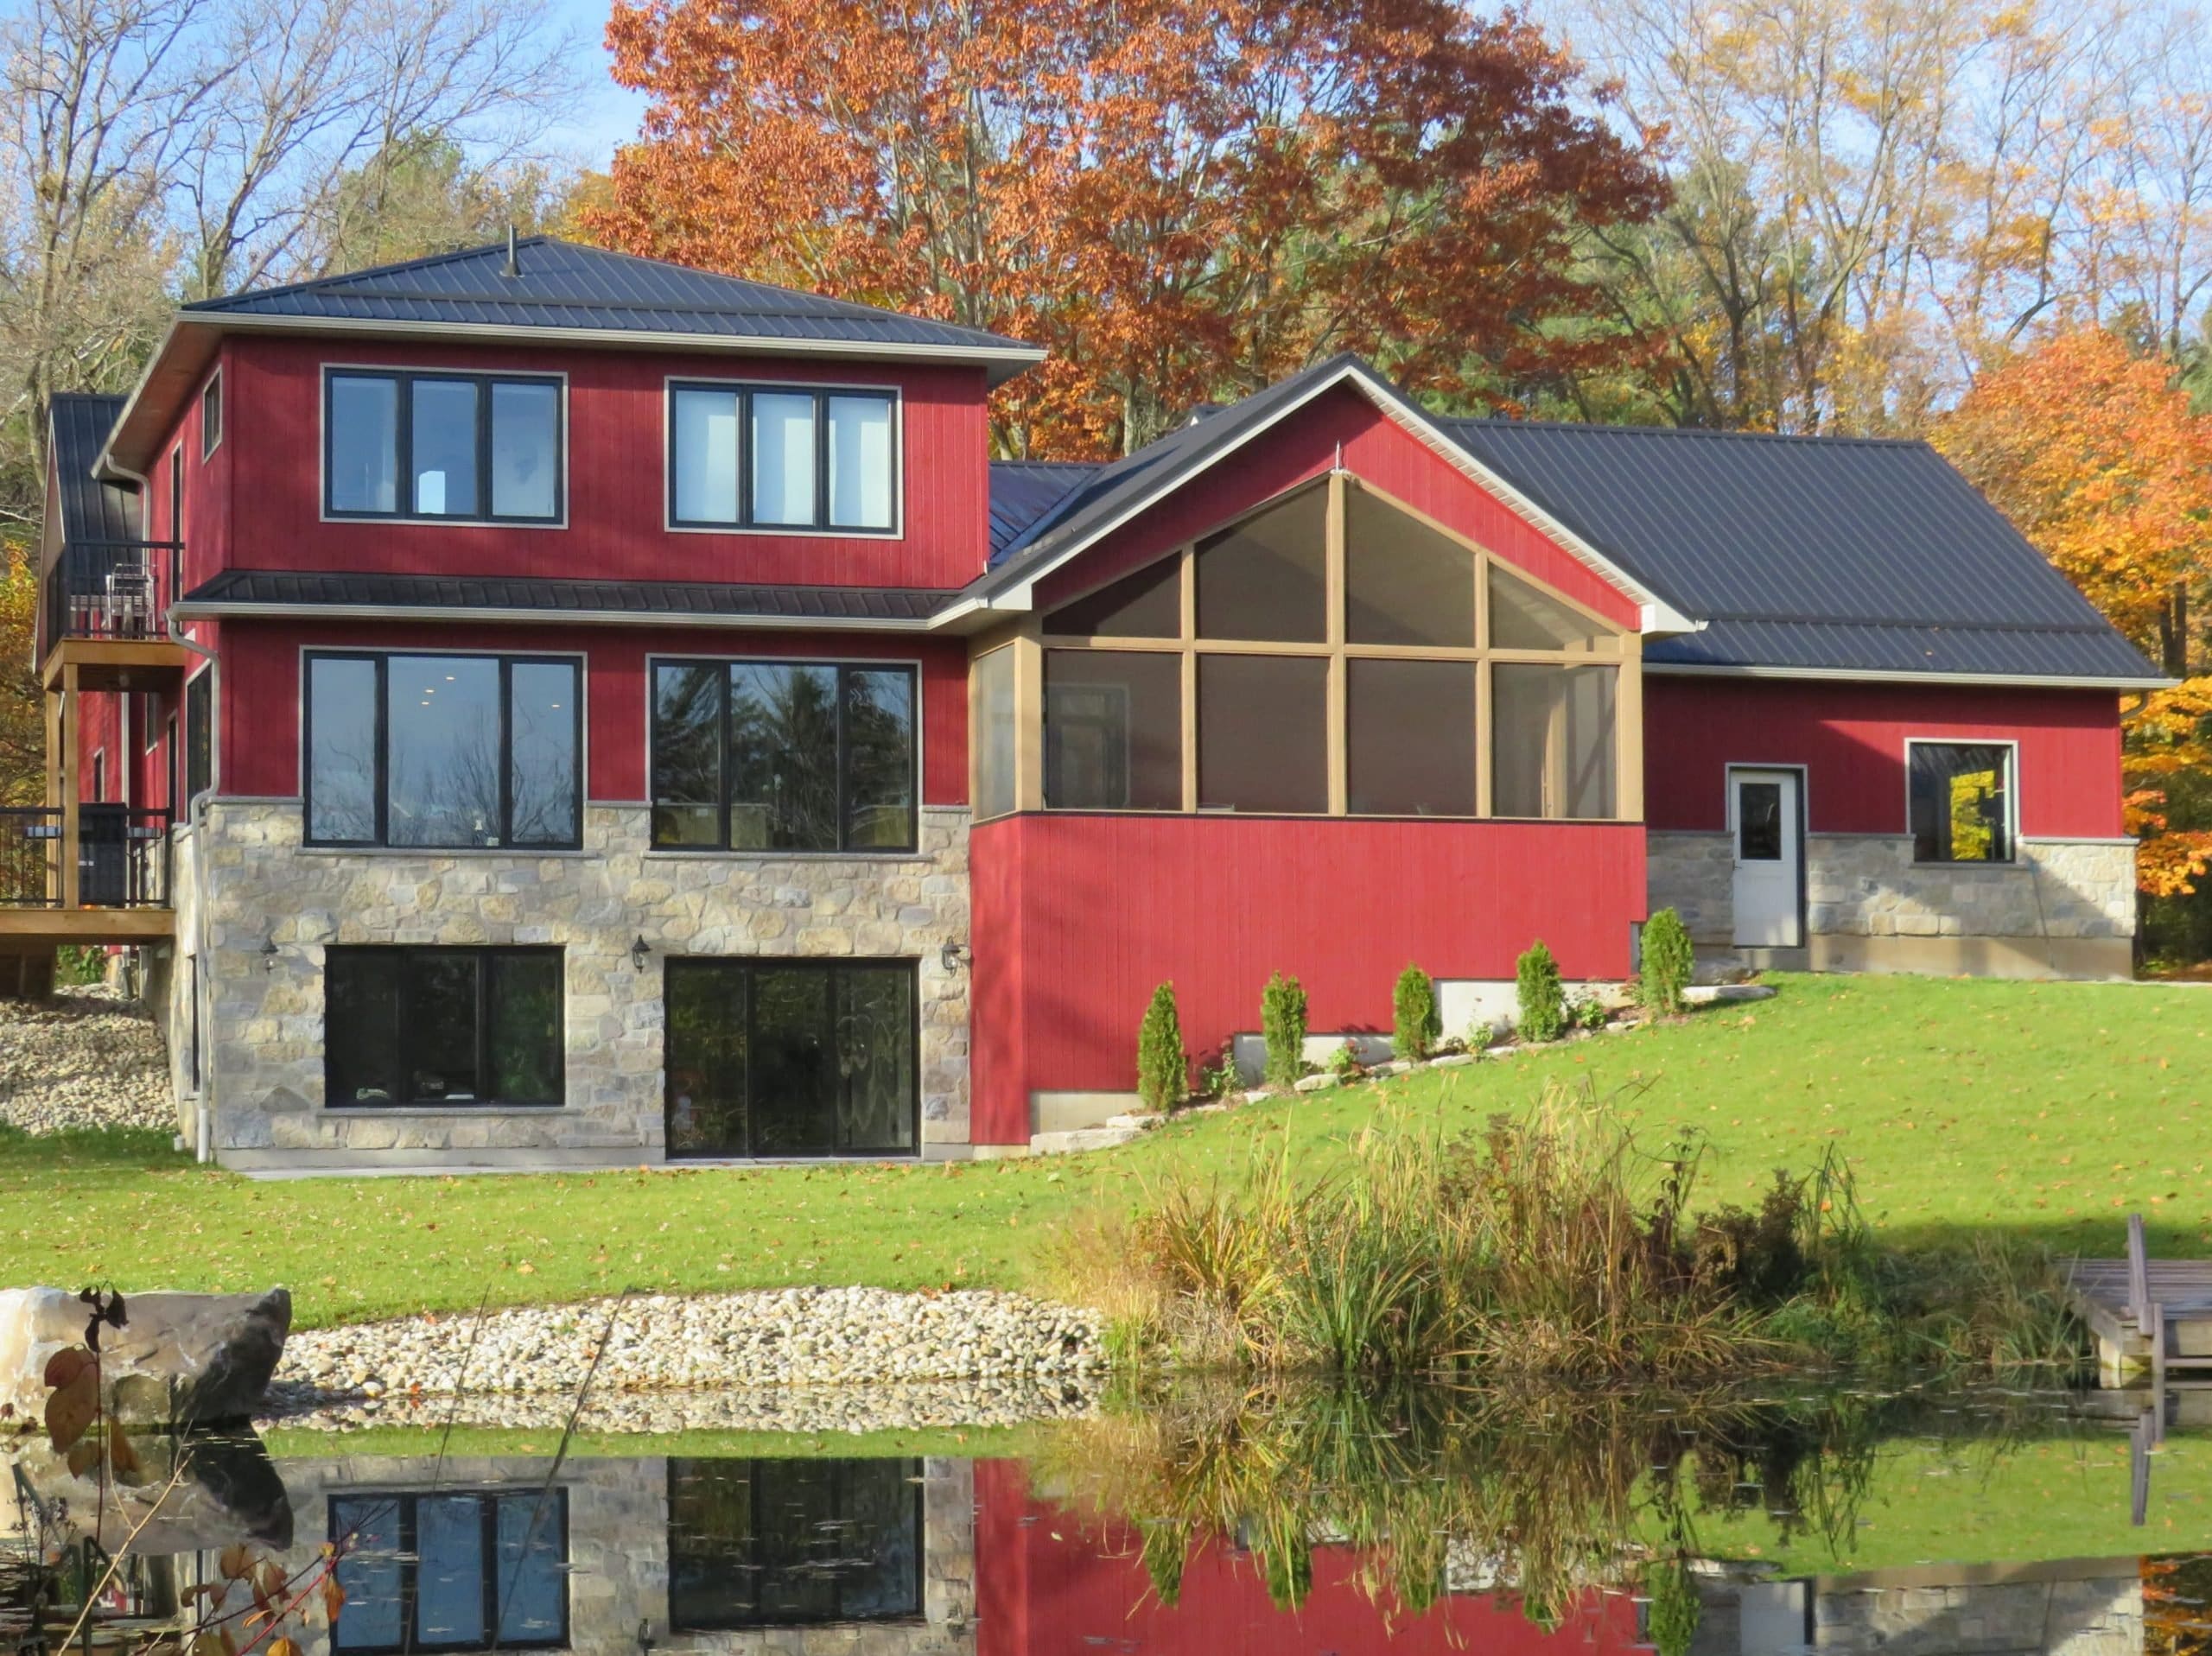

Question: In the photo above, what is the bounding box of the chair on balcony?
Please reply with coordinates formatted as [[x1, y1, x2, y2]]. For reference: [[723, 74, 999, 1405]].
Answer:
[[102, 560, 156, 640]]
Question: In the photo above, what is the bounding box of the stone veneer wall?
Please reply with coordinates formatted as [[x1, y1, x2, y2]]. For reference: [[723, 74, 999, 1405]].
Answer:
[[1648, 830, 2137, 978], [182, 798, 972, 1165], [264, 1454, 977, 1656]]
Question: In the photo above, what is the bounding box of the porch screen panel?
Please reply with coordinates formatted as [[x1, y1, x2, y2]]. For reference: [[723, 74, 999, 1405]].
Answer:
[[1347, 659, 1476, 815], [1344, 487, 1475, 646], [1490, 566, 1611, 654], [1043, 559, 1179, 638], [973, 646, 1016, 821], [1198, 655, 1327, 813], [1044, 649, 1182, 810], [1195, 485, 1328, 642], [1491, 663, 1617, 819]]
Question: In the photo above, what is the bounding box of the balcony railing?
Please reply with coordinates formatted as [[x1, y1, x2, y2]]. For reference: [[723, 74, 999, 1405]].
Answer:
[[42, 540, 184, 656], [0, 807, 173, 907]]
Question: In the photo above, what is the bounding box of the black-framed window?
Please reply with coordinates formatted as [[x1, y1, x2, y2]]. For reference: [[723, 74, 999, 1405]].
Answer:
[[669, 1459, 921, 1629], [325, 369, 563, 523], [668, 383, 898, 531], [184, 670, 211, 803], [652, 659, 915, 852], [331, 1489, 569, 1653], [304, 652, 581, 849], [327, 946, 563, 1108], [200, 371, 222, 460], [1910, 742, 2013, 864], [140, 691, 160, 752]]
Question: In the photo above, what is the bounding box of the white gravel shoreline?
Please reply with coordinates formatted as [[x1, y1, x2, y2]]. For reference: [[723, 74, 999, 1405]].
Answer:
[[270, 1286, 1106, 1424], [0, 986, 171, 1135]]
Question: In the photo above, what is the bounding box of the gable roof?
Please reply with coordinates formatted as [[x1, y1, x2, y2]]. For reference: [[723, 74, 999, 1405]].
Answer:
[[979, 364, 2164, 687], [976, 354, 1699, 633], [1442, 420, 2162, 685], [48, 395, 139, 543], [99, 237, 1046, 475]]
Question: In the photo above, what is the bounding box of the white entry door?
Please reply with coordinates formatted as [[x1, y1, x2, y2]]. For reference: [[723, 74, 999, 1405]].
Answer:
[[1730, 769, 1802, 948]]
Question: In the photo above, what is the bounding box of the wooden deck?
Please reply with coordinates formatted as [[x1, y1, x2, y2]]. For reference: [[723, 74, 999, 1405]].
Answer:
[[2065, 1214, 2212, 1384]]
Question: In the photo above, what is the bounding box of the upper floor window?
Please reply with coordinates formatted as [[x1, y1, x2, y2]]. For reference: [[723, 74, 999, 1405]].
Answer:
[[200, 371, 222, 460], [669, 383, 898, 533], [304, 651, 581, 848], [1007, 475, 1629, 822], [651, 659, 917, 852], [326, 369, 563, 523], [1910, 741, 2013, 863]]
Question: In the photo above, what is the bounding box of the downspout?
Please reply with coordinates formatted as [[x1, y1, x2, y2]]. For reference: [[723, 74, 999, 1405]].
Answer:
[[111, 451, 223, 1163]]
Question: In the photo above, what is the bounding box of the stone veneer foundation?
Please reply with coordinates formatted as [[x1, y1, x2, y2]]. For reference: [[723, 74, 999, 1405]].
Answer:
[[164, 798, 973, 1171], [1647, 830, 2137, 980]]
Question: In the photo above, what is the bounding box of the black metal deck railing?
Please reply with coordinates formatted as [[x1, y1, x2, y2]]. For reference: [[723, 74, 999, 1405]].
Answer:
[[0, 806, 173, 907], [41, 540, 184, 656]]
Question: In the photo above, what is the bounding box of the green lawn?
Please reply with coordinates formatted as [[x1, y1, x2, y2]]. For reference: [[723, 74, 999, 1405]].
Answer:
[[3, 973, 2208, 1328]]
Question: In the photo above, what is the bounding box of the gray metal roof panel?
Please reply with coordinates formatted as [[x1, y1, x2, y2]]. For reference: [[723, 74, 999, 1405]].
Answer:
[[988, 461, 1107, 557], [48, 394, 139, 542], [1647, 617, 2159, 681], [181, 568, 958, 623], [183, 238, 1036, 355]]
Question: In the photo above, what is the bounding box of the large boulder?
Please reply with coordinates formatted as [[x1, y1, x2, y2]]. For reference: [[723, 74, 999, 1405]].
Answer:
[[0, 1286, 292, 1428]]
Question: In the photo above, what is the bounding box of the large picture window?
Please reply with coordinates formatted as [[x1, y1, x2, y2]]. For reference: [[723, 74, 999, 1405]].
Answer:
[[303, 652, 581, 848], [1910, 741, 2013, 863], [1007, 475, 1629, 822], [332, 1489, 568, 1653], [327, 946, 563, 1108], [669, 383, 898, 532], [669, 1459, 921, 1629], [651, 660, 916, 852], [325, 369, 563, 523]]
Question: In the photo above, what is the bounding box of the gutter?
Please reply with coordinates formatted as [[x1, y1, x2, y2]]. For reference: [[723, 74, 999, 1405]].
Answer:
[[1642, 661, 2178, 692]]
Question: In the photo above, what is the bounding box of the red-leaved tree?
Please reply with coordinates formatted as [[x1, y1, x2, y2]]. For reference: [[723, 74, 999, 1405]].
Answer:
[[593, 0, 1670, 456]]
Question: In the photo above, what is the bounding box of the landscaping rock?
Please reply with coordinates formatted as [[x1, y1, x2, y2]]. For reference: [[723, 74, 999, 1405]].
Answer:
[[1428, 1053, 1478, 1068], [1293, 1073, 1338, 1094], [1685, 983, 1777, 1005], [1032, 1126, 1145, 1154], [0, 1285, 292, 1427], [269, 1286, 1102, 1414], [0, 987, 171, 1136], [1368, 1060, 1414, 1078]]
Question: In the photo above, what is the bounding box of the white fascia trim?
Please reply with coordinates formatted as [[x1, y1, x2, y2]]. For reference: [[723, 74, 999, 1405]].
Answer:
[[1643, 660, 2177, 691], [981, 358, 1700, 635], [168, 600, 935, 632]]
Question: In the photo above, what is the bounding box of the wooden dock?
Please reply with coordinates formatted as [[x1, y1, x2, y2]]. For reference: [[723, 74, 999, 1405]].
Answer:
[[2066, 1214, 2212, 1386]]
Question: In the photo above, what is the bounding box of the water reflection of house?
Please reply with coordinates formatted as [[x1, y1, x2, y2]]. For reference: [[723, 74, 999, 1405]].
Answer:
[[1694, 1558, 2144, 1656]]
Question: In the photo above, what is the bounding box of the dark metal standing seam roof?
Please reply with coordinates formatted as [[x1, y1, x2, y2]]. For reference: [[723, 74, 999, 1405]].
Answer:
[[1442, 420, 2162, 682], [181, 237, 1039, 357], [48, 395, 139, 542], [177, 568, 961, 624], [988, 462, 1108, 559]]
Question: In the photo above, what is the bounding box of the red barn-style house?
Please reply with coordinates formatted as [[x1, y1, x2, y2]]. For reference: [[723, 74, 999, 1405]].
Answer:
[[30, 238, 2162, 1170]]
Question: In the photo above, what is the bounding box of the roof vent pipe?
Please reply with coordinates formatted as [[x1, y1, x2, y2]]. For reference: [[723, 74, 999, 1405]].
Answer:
[[504, 225, 519, 277]]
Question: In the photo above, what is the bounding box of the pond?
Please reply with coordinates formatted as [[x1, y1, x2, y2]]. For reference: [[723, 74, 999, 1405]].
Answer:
[[4, 1380, 2209, 1654]]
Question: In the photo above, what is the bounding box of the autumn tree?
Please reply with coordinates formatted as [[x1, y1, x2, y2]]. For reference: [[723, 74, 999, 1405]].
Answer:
[[1933, 327, 2212, 905], [594, 0, 1670, 457]]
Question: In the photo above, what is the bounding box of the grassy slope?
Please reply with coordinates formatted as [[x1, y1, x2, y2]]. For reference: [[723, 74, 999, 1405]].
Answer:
[[4, 974, 2209, 1328]]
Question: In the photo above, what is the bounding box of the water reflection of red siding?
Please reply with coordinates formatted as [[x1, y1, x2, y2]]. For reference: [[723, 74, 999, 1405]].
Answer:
[[974, 1462, 1641, 1656], [969, 814, 1645, 1144]]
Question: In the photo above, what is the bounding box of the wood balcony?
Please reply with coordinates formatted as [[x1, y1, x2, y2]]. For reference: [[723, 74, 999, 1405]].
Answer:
[[0, 805, 175, 945], [40, 538, 191, 691]]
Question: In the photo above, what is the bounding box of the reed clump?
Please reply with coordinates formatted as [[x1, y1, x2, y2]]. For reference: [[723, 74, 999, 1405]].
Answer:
[[1059, 1078, 2075, 1380]]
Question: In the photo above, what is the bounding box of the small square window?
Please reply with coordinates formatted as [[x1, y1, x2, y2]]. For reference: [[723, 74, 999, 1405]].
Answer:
[[1910, 743, 2013, 863]]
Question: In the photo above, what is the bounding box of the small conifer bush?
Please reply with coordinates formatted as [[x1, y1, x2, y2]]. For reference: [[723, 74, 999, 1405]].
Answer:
[[1392, 963, 1440, 1062], [1640, 908, 1694, 1017], [1516, 940, 1567, 1044], [1136, 981, 1186, 1114], [1262, 972, 1308, 1088]]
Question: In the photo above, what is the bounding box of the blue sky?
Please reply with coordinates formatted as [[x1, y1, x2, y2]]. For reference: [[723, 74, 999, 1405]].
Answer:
[[535, 0, 652, 168]]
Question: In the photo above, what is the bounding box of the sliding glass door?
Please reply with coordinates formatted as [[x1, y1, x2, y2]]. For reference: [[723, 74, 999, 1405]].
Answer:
[[665, 960, 917, 1158]]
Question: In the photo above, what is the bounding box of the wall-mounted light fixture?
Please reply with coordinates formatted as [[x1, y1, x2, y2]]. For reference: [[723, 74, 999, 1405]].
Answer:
[[260, 938, 278, 974], [940, 941, 971, 973], [631, 936, 652, 973]]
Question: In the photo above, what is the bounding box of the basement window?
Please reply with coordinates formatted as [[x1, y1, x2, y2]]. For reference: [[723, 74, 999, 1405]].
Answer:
[[326, 946, 563, 1109]]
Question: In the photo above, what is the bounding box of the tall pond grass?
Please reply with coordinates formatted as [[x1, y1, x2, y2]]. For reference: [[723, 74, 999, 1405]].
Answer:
[[1058, 1080, 2080, 1380]]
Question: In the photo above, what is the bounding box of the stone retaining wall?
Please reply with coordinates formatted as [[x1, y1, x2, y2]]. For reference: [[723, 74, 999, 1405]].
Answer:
[[182, 798, 973, 1165], [1648, 830, 2136, 979]]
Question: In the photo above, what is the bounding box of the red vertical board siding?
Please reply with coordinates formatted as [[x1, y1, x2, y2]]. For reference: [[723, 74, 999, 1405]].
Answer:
[[1033, 386, 1643, 631], [1643, 676, 2126, 839], [969, 814, 1643, 1143], [973, 1461, 1639, 1656], [215, 337, 991, 589], [217, 620, 969, 805]]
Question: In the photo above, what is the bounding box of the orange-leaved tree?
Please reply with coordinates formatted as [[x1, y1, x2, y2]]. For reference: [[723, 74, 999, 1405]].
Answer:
[[1933, 327, 2212, 899], [592, 0, 1670, 457]]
